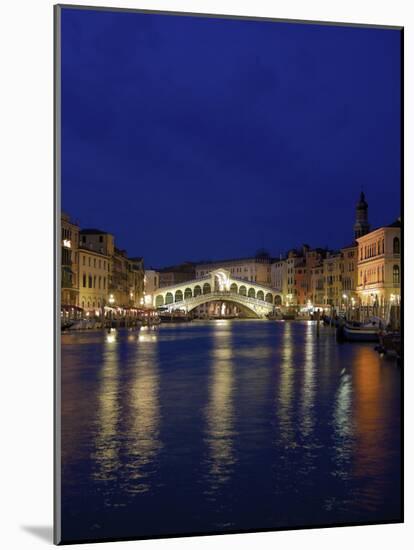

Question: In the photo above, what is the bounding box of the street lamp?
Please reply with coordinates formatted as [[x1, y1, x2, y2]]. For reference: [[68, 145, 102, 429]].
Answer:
[[109, 294, 115, 305]]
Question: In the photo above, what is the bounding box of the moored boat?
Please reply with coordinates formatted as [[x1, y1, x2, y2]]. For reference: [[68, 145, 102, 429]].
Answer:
[[337, 318, 382, 342]]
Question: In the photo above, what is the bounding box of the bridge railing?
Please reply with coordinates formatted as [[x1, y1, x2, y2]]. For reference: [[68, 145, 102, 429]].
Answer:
[[164, 290, 274, 308]]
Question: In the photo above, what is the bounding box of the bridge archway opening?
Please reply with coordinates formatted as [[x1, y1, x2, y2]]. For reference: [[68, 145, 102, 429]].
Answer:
[[274, 295, 282, 306], [165, 292, 173, 305], [265, 293, 273, 303], [248, 288, 256, 299], [257, 290, 264, 301], [155, 295, 164, 307], [203, 282, 211, 294], [188, 296, 261, 319], [184, 288, 192, 300], [239, 285, 247, 296], [175, 290, 183, 302], [194, 285, 201, 297], [230, 282, 238, 293]]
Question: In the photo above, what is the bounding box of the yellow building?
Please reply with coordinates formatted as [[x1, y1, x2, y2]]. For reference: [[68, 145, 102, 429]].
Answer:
[[61, 212, 79, 307], [323, 252, 343, 308], [78, 247, 110, 313], [356, 220, 401, 309], [340, 243, 358, 308]]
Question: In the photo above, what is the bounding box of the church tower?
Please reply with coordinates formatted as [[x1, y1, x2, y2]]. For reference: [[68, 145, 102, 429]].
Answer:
[[353, 191, 370, 240]]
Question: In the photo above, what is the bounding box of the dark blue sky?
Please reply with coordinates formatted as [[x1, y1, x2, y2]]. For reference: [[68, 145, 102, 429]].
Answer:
[[61, 8, 401, 267]]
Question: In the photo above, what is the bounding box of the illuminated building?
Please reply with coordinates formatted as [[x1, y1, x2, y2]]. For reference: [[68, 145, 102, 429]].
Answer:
[[158, 262, 195, 287], [196, 252, 272, 286], [61, 212, 80, 307], [356, 219, 401, 309]]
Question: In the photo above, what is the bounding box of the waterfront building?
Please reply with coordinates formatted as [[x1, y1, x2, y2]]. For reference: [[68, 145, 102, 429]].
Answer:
[[356, 219, 401, 308], [78, 246, 110, 313], [196, 252, 272, 286], [79, 228, 115, 257], [158, 262, 196, 288], [270, 258, 287, 297], [340, 243, 358, 308], [310, 264, 325, 307], [285, 250, 304, 306], [128, 257, 145, 307], [61, 212, 80, 307], [144, 269, 160, 294], [323, 252, 343, 308]]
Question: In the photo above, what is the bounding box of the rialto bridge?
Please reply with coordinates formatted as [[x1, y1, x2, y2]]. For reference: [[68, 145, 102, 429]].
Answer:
[[151, 269, 283, 319]]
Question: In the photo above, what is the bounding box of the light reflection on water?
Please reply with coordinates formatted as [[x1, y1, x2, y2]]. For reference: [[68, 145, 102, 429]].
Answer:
[[61, 320, 401, 541], [204, 321, 235, 493]]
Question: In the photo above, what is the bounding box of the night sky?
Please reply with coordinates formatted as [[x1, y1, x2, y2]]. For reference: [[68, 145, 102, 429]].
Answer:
[[61, 8, 401, 267]]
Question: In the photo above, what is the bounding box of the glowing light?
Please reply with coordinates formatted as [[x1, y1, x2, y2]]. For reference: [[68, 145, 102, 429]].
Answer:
[[63, 239, 71, 248], [144, 294, 153, 306], [109, 294, 115, 305]]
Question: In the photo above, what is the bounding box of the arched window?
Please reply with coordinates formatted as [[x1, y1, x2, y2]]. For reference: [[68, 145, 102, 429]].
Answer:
[[203, 283, 211, 294], [393, 265, 400, 284], [393, 237, 400, 254]]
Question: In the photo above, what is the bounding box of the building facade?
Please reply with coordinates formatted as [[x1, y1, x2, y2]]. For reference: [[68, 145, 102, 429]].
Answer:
[[356, 220, 401, 308], [61, 212, 80, 307], [196, 254, 272, 286], [158, 262, 196, 288], [78, 247, 110, 313]]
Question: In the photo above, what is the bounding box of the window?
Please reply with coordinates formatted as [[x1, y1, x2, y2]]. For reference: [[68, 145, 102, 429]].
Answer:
[[88, 275, 92, 288], [393, 265, 400, 284], [88, 257, 91, 266], [393, 237, 400, 254], [82, 255, 86, 266], [82, 273, 86, 287], [99, 235, 103, 243], [94, 258, 96, 268]]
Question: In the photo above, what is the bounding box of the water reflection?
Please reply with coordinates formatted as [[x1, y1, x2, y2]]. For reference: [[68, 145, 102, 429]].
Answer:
[[204, 321, 236, 492], [61, 322, 401, 540], [277, 323, 294, 446], [92, 332, 121, 482], [300, 322, 316, 439], [125, 332, 161, 494]]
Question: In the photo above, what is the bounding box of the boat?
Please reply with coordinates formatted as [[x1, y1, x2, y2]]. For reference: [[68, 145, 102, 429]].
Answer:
[[337, 318, 383, 342]]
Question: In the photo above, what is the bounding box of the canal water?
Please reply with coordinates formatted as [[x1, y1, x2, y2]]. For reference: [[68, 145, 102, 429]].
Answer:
[[60, 320, 401, 542]]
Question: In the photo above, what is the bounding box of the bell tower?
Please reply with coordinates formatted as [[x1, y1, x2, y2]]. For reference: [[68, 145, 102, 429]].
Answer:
[[354, 191, 370, 240]]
